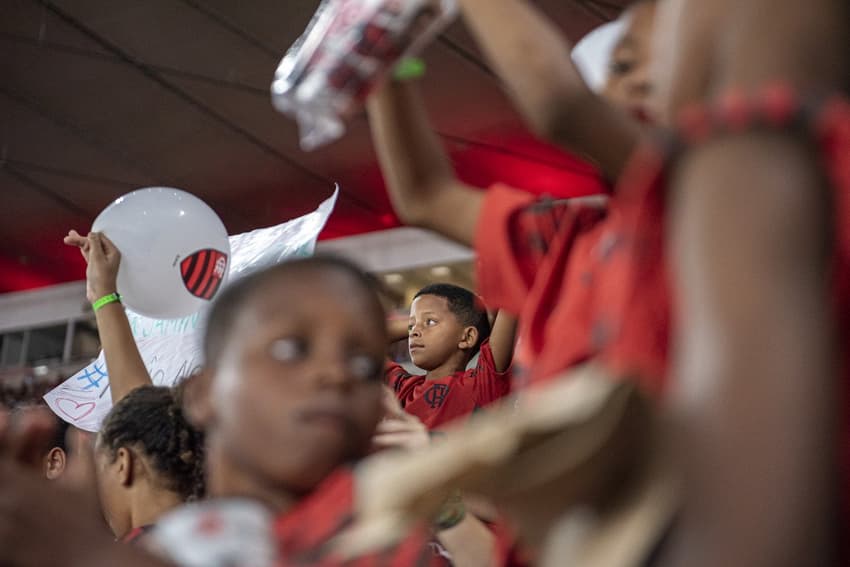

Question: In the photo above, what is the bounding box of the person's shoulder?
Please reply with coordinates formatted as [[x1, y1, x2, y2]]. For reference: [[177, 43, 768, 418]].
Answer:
[[149, 498, 277, 566], [385, 360, 419, 386], [385, 359, 411, 375], [153, 498, 274, 536], [472, 338, 496, 370]]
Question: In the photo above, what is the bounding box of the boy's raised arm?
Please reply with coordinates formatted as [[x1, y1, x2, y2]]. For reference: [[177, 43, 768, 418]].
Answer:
[[65, 231, 153, 403], [386, 315, 410, 345], [456, 0, 640, 180], [662, 0, 848, 564], [488, 311, 517, 374], [667, 134, 838, 567], [367, 80, 483, 247]]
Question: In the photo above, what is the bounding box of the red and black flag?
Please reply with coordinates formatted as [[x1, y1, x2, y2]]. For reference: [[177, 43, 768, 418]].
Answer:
[[180, 249, 228, 300]]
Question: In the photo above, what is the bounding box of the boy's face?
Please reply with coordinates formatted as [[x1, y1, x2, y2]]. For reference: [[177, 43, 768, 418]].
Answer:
[[602, 0, 657, 123], [408, 294, 470, 371], [205, 267, 386, 494]]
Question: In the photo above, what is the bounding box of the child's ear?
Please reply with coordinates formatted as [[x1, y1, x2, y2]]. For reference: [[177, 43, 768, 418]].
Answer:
[[458, 326, 479, 351], [44, 447, 67, 480], [182, 369, 215, 429], [116, 447, 133, 487]]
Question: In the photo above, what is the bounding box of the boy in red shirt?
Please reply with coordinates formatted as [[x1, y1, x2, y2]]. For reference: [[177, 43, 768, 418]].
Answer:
[[384, 283, 516, 429], [367, 0, 662, 393]]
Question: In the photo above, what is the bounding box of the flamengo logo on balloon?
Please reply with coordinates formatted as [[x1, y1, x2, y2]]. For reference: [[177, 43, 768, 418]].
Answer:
[[180, 249, 229, 300]]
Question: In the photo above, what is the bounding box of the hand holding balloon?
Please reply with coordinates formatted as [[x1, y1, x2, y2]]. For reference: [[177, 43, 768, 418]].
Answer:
[[90, 187, 230, 319], [64, 230, 121, 304]]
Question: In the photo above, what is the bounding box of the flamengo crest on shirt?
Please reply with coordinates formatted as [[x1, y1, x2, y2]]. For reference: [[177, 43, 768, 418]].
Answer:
[[180, 249, 229, 300], [423, 383, 450, 409]]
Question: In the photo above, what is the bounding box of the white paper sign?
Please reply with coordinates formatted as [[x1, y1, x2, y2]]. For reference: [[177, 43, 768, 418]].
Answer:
[[45, 188, 339, 431]]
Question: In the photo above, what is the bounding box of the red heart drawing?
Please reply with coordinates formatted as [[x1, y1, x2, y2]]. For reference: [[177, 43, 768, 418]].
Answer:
[[56, 398, 97, 422]]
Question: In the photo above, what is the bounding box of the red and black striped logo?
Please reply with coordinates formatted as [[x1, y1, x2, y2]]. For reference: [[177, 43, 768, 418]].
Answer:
[[180, 249, 228, 300]]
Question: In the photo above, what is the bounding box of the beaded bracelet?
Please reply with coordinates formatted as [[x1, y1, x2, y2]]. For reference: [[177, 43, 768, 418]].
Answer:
[[670, 83, 850, 152]]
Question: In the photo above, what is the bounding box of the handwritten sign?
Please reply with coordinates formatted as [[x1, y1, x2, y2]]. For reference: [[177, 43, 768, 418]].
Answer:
[[48, 335, 202, 428], [44, 188, 338, 431]]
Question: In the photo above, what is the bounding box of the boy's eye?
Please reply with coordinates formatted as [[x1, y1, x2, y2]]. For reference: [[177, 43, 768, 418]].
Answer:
[[609, 59, 635, 76], [408, 323, 414, 332], [349, 354, 381, 381], [269, 338, 306, 362], [426, 318, 437, 326]]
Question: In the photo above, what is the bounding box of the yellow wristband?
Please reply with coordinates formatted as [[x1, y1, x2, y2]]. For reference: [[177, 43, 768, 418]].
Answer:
[[92, 292, 121, 311]]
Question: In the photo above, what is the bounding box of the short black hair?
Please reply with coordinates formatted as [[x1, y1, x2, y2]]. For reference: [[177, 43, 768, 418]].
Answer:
[[203, 255, 385, 367], [99, 385, 205, 501], [414, 283, 491, 354]]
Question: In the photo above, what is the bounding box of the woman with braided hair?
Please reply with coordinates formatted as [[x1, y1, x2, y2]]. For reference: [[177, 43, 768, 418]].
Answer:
[[56, 230, 205, 544], [94, 384, 205, 544]]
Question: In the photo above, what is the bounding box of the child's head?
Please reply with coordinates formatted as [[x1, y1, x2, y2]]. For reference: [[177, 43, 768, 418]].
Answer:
[[10, 405, 73, 481], [407, 283, 491, 371], [191, 256, 387, 503], [601, 0, 658, 122], [94, 385, 205, 538]]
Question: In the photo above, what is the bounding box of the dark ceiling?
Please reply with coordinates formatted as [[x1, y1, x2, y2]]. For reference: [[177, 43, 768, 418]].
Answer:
[[0, 0, 627, 294]]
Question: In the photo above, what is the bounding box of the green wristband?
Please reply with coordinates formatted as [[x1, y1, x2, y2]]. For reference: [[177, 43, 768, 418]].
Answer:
[[393, 57, 426, 81], [92, 292, 121, 312]]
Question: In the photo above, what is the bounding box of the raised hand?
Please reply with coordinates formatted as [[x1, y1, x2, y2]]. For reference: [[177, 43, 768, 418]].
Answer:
[[64, 230, 121, 303]]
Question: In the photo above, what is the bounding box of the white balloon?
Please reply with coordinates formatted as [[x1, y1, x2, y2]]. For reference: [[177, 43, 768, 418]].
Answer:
[[92, 188, 231, 319]]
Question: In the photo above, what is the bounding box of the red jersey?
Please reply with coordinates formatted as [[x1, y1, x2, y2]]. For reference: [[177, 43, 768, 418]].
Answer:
[[477, 94, 850, 544], [384, 339, 511, 429], [275, 468, 448, 566], [475, 187, 668, 396]]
